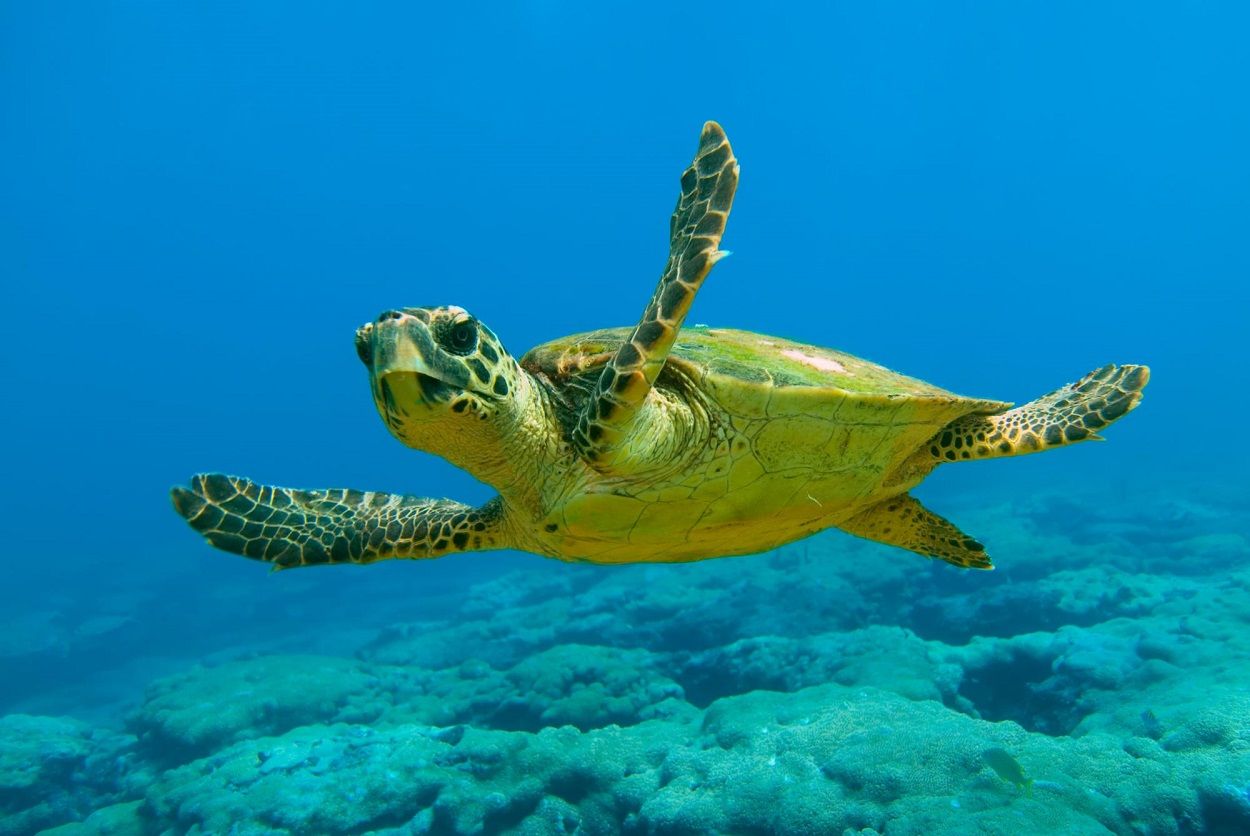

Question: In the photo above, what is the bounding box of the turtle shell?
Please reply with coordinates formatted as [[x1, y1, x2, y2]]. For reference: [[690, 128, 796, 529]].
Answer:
[[525, 326, 1008, 501], [522, 326, 1008, 422]]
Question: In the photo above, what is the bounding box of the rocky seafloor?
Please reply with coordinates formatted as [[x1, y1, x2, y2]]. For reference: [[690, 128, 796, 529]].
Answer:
[[3, 486, 1249, 835]]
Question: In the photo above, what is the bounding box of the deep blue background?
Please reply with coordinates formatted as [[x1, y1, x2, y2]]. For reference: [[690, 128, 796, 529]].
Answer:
[[2, 2, 1247, 687]]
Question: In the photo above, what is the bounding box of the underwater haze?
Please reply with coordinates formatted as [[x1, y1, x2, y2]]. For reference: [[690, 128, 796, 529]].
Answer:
[[3, 2, 1249, 833]]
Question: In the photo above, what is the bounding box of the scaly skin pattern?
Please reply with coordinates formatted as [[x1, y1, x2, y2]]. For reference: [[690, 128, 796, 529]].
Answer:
[[573, 121, 739, 470], [840, 494, 991, 569], [172, 122, 1151, 571], [921, 364, 1150, 462], [172, 475, 505, 567]]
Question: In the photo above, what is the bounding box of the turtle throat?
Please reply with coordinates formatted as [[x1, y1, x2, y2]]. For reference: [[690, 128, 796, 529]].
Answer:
[[377, 364, 550, 499]]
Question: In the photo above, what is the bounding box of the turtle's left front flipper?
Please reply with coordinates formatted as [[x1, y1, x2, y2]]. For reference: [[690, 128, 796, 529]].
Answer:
[[574, 121, 739, 467], [171, 473, 509, 570], [839, 493, 993, 569]]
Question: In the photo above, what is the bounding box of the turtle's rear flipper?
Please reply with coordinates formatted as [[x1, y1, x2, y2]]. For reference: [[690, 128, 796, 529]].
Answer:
[[927, 364, 1149, 463], [839, 493, 992, 569], [171, 473, 508, 570]]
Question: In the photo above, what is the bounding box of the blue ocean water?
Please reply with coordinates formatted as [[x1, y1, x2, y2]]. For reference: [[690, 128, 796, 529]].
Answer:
[[3, 3, 1248, 833]]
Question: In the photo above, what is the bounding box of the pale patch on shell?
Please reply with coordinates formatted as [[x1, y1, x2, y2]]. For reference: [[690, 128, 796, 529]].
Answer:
[[782, 349, 848, 374]]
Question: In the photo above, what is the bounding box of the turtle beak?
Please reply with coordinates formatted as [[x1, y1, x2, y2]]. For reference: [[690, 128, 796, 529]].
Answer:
[[359, 311, 470, 404], [354, 323, 375, 366]]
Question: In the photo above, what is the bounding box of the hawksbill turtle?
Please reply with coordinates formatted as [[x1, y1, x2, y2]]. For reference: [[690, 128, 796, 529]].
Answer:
[[172, 122, 1148, 571]]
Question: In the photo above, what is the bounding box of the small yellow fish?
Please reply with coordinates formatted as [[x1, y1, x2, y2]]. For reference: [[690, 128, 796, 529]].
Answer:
[[982, 747, 1034, 796]]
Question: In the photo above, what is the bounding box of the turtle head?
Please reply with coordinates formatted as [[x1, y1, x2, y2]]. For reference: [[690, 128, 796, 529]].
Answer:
[[355, 306, 527, 465]]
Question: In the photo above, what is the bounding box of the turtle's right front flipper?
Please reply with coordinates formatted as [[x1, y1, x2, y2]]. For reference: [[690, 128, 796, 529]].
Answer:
[[574, 121, 739, 468], [171, 474, 509, 570]]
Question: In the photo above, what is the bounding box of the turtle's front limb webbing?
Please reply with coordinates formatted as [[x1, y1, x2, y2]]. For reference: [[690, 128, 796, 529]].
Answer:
[[572, 121, 738, 469], [172, 473, 509, 570]]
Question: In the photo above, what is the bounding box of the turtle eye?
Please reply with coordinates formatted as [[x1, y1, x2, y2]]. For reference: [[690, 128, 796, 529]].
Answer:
[[443, 318, 478, 355]]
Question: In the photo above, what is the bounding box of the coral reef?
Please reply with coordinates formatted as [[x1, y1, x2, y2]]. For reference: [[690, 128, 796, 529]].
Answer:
[[4, 489, 1250, 833], [0, 715, 139, 836]]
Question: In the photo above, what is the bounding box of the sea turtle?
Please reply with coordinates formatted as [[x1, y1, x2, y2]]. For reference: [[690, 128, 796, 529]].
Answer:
[[172, 122, 1149, 571]]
